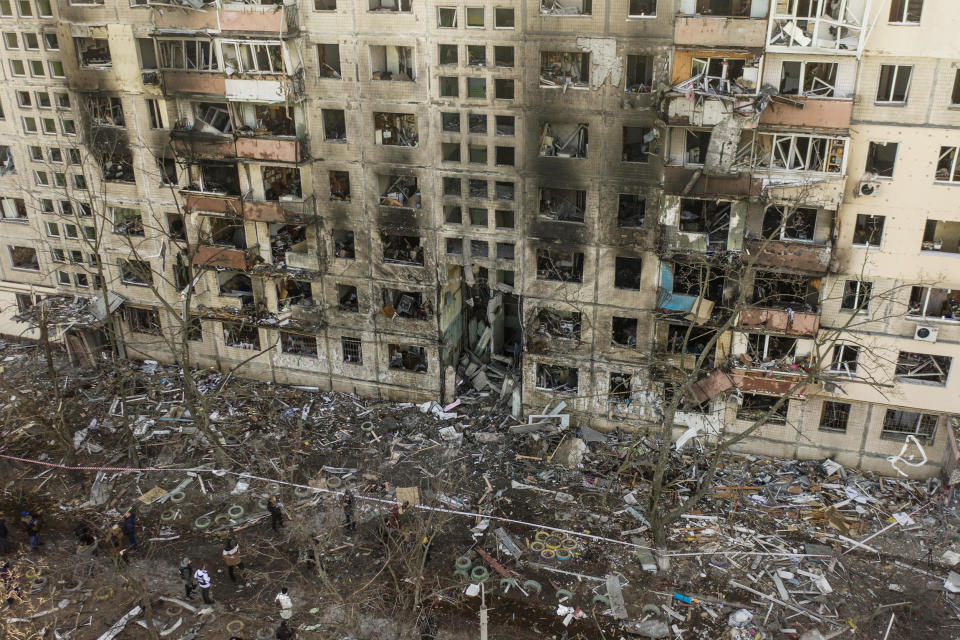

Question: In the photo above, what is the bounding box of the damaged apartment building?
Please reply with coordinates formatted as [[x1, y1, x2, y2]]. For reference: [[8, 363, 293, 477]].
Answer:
[[0, 0, 955, 477]]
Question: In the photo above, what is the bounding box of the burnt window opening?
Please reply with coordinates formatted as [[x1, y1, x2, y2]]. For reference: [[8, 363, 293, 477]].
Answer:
[[609, 372, 632, 405], [443, 177, 461, 197], [342, 336, 363, 364], [317, 43, 341, 78], [761, 206, 818, 241], [208, 216, 246, 249], [471, 240, 489, 259], [494, 45, 514, 68], [269, 223, 307, 262], [125, 306, 161, 335], [281, 331, 318, 357], [628, 0, 656, 16], [882, 409, 938, 443], [441, 112, 460, 133], [536, 363, 578, 391], [75, 37, 111, 68], [446, 238, 463, 255], [323, 109, 346, 141], [752, 270, 819, 312], [495, 181, 515, 201], [618, 194, 645, 228], [438, 44, 458, 65], [249, 104, 295, 137], [332, 229, 355, 259], [189, 163, 241, 196], [533, 307, 581, 340], [745, 333, 797, 363], [895, 351, 951, 386], [625, 55, 653, 93], [382, 233, 424, 266], [694, 0, 753, 16], [671, 262, 724, 300], [174, 253, 192, 290], [159, 157, 179, 186], [192, 102, 232, 134], [865, 141, 898, 178], [908, 286, 960, 320], [375, 112, 418, 146], [379, 175, 420, 208], [469, 208, 487, 226], [0, 146, 13, 176], [780, 61, 838, 97], [539, 187, 586, 223], [388, 344, 428, 372], [539, 122, 588, 158], [679, 199, 730, 249], [223, 322, 260, 350], [445, 206, 462, 224], [666, 323, 715, 355], [9, 246, 39, 271], [691, 56, 746, 93], [623, 126, 656, 163], [612, 316, 637, 347], [369, 0, 412, 12], [277, 278, 313, 308], [468, 178, 488, 198], [262, 166, 302, 201], [98, 142, 135, 183], [819, 401, 851, 433], [684, 129, 711, 165], [738, 393, 788, 424], [186, 316, 203, 342], [540, 51, 589, 88], [614, 256, 644, 290], [853, 214, 885, 247], [536, 248, 584, 282], [120, 259, 152, 286], [370, 45, 415, 81], [88, 96, 124, 127], [497, 269, 515, 288], [495, 210, 515, 228], [329, 170, 350, 201], [337, 284, 359, 312], [496, 243, 514, 260], [112, 207, 144, 236], [495, 79, 515, 100], [217, 272, 253, 308], [840, 280, 872, 311], [383, 288, 429, 319], [495, 146, 515, 166]]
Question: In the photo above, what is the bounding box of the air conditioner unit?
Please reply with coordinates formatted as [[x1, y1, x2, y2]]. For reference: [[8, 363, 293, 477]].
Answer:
[[914, 325, 939, 342], [857, 181, 880, 197]]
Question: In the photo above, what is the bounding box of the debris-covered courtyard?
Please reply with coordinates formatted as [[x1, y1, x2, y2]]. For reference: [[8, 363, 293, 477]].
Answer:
[[0, 339, 958, 640]]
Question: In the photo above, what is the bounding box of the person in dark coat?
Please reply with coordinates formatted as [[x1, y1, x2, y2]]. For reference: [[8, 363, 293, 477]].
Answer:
[[342, 490, 356, 531], [0, 519, 9, 553], [121, 510, 137, 551], [179, 557, 196, 600], [267, 497, 284, 531], [222, 532, 244, 582], [276, 620, 296, 640], [20, 511, 40, 549]]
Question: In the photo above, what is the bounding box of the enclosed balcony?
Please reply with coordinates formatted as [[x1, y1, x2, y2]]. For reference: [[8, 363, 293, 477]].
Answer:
[[675, 0, 769, 48]]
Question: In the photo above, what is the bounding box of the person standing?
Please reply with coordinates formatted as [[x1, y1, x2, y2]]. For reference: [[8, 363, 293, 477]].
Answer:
[[194, 565, 213, 604], [267, 497, 284, 531], [179, 557, 196, 600], [342, 490, 356, 531], [222, 533, 244, 583], [20, 511, 40, 549], [121, 510, 137, 551], [275, 620, 296, 640], [0, 519, 9, 554], [275, 586, 293, 620]]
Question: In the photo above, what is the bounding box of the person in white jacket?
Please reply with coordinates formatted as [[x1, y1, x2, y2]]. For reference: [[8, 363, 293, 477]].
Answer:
[[194, 565, 213, 604], [275, 586, 293, 620]]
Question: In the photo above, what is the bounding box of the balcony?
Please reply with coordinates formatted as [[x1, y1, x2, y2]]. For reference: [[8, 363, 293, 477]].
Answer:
[[170, 126, 236, 160], [674, 15, 768, 48], [760, 98, 852, 130], [242, 196, 314, 225], [744, 239, 833, 274], [738, 307, 819, 337], [729, 369, 810, 398], [152, 3, 298, 35], [192, 245, 255, 271], [162, 72, 227, 97], [663, 166, 757, 199], [183, 192, 242, 216], [235, 135, 302, 163]]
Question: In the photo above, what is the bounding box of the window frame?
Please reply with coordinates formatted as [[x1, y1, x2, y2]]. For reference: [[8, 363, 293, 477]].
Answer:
[[888, 0, 922, 24], [818, 401, 851, 433], [840, 280, 872, 312], [828, 344, 860, 375], [875, 64, 912, 105], [881, 409, 937, 443]]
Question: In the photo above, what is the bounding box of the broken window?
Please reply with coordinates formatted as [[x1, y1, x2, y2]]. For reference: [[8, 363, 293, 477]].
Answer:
[[495, 116, 515, 137], [0, 197, 26, 221], [852, 214, 884, 247], [865, 141, 897, 177], [908, 286, 960, 320], [495, 210, 514, 228], [315, 0, 337, 9], [495, 146, 515, 166], [332, 229, 354, 259], [889, 0, 922, 23], [536, 248, 584, 282], [689, 56, 748, 93], [262, 166, 301, 201], [342, 336, 363, 363], [694, 0, 753, 16], [223, 322, 260, 350], [539, 187, 586, 223], [437, 6, 456, 27], [467, 45, 486, 67], [88, 96, 124, 127], [828, 344, 859, 375], [470, 240, 488, 258], [120, 259, 152, 285], [609, 372, 632, 405], [745, 333, 797, 362], [441, 112, 460, 133], [125, 306, 161, 335], [443, 177, 461, 197], [628, 0, 655, 16], [439, 77, 458, 97], [921, 219, 960, 253], [8, 245, 38, 270], [769, 0, 864, 51], [624, 126, 658, 163], [895, 351, 951, 386], [112, 207, 144, 236], [189, 163, 241, 195], [379, 174, 420, 208], [755, 133, 846, 173], [678, 129, 710, 165], [323, 109, 346, 141], [840, 280, 872, 311], [468, 178, 487, 198], [159, 157, 179, 186], [876, 65, 911, 103], [671, 263, 724, 300], [614, 256, 643, 290], [382, 233, 424, 265], [761, 205, 817, 241], [442, 143, 461, 162], [388, 344, 427, 372], [617, 194, 645, 228], [438, 43, 458, 64], [276, 278, 313, 309], [97, 138, 135, 184], [491, 181, 513, 201], [281, 331, 318, 357], [204, 216, 245, 249], [625, 54, 653, 93], [445, 206, 462, 224], [337, 284, 359, 312], [883, 409, 937, 442], [541, 0, 591, 16], [494, 46, 514, 68], [370, 45, 414, 81], [952, 70, 960, 106], [75, 37, 111, 68], [317, 44, 341, 78], [536, 363, 578, 391], [469, 208, 487, 226], [609, 316, 636, 347], [217, 272, 253, 307], [383, 288, 428, 319], [329, 170, 350, 201], [752, 269, 819, 311], [221, 41, 285, 75], [936, 145, 960, 182], [539, 122, 588, 158], [737, 393, 789, 424], [679, 199, 730, 249], [666, 323, 715, 355], [496, 243, 514, 260], [779, 61, 837, 97], [539, 51, 589, 89], [158, 39, 218, 71], [818, 401, 850, 433], [269, 223, 307, 263], [193, 102, 232, 134], [446, 238, 462, 255], [375, 112, 417, 146], [369, 0, 411, 12]]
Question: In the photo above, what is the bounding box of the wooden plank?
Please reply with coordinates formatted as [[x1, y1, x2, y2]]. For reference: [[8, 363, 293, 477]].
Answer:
[[605, 574, 628, 619], [474, 546, 511, 579]]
